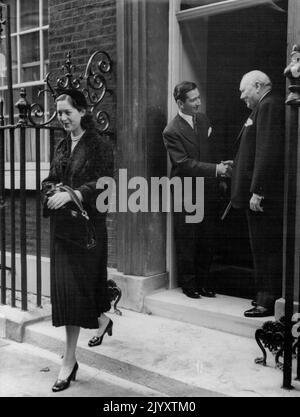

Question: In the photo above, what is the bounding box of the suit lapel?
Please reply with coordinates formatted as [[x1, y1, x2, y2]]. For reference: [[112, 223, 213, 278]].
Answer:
[[233, 108, 256, 148], [175, 114, 199, 149], [233, 124, 246, 148]]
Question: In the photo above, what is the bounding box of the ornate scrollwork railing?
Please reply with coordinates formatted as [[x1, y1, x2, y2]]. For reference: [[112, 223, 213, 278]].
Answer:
[[83, 50, 113, 132], [0, 5, 6, 37], [255, 315, 299, 371], [16, 51, 113, 132]]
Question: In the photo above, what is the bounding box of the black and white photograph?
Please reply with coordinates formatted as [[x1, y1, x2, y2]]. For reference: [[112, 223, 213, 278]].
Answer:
[[0, 0, 300, 401]]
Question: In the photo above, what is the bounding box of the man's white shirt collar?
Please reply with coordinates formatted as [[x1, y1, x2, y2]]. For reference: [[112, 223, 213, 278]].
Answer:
[[178, 110, 212, 138], [178, 110, 194, 129]]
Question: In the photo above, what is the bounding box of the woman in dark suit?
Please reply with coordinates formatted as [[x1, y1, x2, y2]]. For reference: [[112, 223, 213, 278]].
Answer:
[[42, 89, 113, 392]]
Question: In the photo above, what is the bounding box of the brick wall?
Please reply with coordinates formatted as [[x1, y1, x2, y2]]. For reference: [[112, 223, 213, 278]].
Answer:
[[48, 0, 117, 267]]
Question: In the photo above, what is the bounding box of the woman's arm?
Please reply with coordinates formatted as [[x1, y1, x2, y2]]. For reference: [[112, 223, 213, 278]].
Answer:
[[42, 138, 66, 190], [76, 136, 114, 206]]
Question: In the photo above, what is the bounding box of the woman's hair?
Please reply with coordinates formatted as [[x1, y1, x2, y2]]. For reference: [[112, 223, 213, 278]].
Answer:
[[55, 90, 96, 130]]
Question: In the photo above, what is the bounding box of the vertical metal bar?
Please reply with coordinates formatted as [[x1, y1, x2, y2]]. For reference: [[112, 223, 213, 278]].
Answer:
[[1, 2, 16, 307], [49, 129, 55, 295], [50, 129, 55, 163], [35, 128, 41, 307], [9, 126, 15, 307], [7, 4, 16, 302], [297, 257, 300, 380], [0, 100, 6, 305], [282, 106, 298, 390], [19, 126, 27, 311], [5, 3, 14, 125]]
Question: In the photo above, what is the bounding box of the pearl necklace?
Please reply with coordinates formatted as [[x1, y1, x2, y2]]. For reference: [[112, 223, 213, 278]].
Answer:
[[71, 131, 85, 142], [70, 130, 85, 152]]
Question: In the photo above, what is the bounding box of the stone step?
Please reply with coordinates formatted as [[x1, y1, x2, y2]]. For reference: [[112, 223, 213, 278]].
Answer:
[[22, 307, 300, 397], [144, 288, 268, 339], [24, 312, 224, 397], [0, 339, 167, 397]]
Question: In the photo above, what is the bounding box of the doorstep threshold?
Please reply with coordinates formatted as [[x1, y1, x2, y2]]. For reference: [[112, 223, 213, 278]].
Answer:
[[144, 288, 269, 339]]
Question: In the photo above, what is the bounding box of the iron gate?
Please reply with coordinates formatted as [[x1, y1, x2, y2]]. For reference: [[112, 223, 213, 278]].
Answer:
[[0, 0, 113, 312], [0, 98, 62, 310]]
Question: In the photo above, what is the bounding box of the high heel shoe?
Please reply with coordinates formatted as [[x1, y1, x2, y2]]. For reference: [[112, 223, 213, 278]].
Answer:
[[52, 362, 79, 392], [88, 318, 113, 347]]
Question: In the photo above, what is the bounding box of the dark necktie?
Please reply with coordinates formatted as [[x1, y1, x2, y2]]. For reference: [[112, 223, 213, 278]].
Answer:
[[193, 115, 198, 135]]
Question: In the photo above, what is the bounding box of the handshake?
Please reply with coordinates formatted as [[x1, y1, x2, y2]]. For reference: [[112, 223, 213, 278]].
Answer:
[[216, 160, 233, 178]]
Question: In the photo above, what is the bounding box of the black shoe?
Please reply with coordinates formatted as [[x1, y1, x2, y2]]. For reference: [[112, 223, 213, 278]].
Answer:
[[198, 288, 216, 298], [244, 306, 273, 318], [88, 319, 113, 347], [52, 362, 78, 392], [182, 288, 201, 299]]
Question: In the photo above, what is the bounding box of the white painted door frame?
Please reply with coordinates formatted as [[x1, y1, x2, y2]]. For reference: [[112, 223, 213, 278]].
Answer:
[[166, 0, 280, 289], [166, 0, 182, 289]]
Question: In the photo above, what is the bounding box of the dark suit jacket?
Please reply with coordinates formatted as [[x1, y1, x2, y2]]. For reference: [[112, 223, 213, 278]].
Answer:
[[163, 113, 219, 207], [163, 113, 217, 179], [231, 92, 284, 209]]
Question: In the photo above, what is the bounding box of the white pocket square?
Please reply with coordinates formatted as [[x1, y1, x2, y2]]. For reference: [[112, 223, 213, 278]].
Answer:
[[244, 118, 253, 127], [208, 127, 212, 137]]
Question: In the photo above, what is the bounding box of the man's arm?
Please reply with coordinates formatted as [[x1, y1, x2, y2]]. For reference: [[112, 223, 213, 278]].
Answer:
[[163, 129, 229, 177]]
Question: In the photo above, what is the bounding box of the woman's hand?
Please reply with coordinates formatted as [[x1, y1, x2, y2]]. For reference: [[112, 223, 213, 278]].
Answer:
[[47, 192, 72, 210]]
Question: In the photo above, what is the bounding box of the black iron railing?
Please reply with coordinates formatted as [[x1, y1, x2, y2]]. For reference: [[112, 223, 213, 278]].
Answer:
[[254, 44, 300, 390], [0, 111, 61, 310], [0, 46, 114, 311]]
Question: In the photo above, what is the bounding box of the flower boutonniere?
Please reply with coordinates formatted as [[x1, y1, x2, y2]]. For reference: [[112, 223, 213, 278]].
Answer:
[[244, 118, 253, 128]]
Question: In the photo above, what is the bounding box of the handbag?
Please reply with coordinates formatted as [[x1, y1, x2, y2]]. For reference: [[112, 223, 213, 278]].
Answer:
[[43, 183, 97, 250]]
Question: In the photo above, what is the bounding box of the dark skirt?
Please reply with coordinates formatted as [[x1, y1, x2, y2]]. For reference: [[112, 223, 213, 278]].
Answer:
[[51, 217, 110, 329]]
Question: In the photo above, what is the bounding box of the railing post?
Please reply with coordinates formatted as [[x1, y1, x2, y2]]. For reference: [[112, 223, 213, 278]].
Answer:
[[282, 44, 300, 389], [0, 2, 13, 124], [35, 128, 41, 307], [0, 1, 13, 307], [16, 89, 29, 311], [49, 129, 55, 306], [7, 3, 16, 307], [1, 2, 16, 308], [0, 99, 6, 305], [9, 126, 16, 308], [16, 88, 29, 126]]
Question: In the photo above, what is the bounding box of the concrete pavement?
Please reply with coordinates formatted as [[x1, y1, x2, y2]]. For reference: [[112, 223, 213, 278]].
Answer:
[[0, 338, 165, 397], [2, 288, 300, 397], [22, 309, 300, 397]]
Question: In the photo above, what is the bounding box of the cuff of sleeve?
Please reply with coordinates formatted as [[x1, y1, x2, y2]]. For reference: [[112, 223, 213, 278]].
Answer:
[[253, 193, 264, 199], [250, 185, 263, 195], [76, 185, 90, 203], [74, 190, 83, 202]]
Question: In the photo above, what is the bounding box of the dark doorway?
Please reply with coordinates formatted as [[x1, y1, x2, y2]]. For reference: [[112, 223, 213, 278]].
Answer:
[[204, 3, 288, 298]]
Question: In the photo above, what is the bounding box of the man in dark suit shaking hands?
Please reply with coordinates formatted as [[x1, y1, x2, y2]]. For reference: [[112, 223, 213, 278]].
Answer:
[[163, 81, 232, 299], [231, 71, 285, 317]]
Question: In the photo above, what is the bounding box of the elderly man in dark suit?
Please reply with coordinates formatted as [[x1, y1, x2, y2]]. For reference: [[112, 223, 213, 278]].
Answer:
[[163, 81, 232, 299], [231, 70, 285, 317]]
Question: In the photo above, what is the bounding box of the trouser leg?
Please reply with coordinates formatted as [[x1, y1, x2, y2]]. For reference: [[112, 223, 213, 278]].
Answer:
[[246, 209, 283, 309], [174, 212, 197, 290], [174, 203, 218, 290], [194, 209, 217, 289]]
